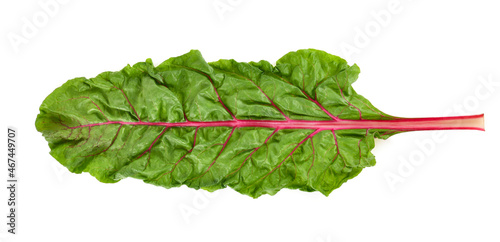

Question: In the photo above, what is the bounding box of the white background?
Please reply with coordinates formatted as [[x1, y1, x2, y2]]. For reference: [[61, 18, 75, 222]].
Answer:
[[1, 0, 499, 242]]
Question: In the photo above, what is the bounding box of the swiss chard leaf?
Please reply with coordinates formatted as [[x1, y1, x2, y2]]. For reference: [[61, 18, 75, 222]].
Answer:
[[35, 49, 484, 198]]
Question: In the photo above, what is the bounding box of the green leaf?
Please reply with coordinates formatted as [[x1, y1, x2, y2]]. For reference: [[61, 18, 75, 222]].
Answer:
[[35, 49, 484, 198]]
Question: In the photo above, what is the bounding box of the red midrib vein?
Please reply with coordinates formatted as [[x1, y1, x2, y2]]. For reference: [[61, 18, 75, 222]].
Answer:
[[65, 114, 485, 131]]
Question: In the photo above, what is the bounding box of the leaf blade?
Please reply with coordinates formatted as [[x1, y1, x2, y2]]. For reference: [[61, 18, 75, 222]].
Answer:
[[36, 49, 478, 198]]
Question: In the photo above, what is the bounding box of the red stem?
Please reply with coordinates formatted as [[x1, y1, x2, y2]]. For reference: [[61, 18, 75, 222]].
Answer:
[[66, 114, 485, 132]]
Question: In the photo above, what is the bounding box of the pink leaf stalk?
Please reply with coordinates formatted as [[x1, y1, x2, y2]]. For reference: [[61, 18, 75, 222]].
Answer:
[[64, 114, 485, 132]]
